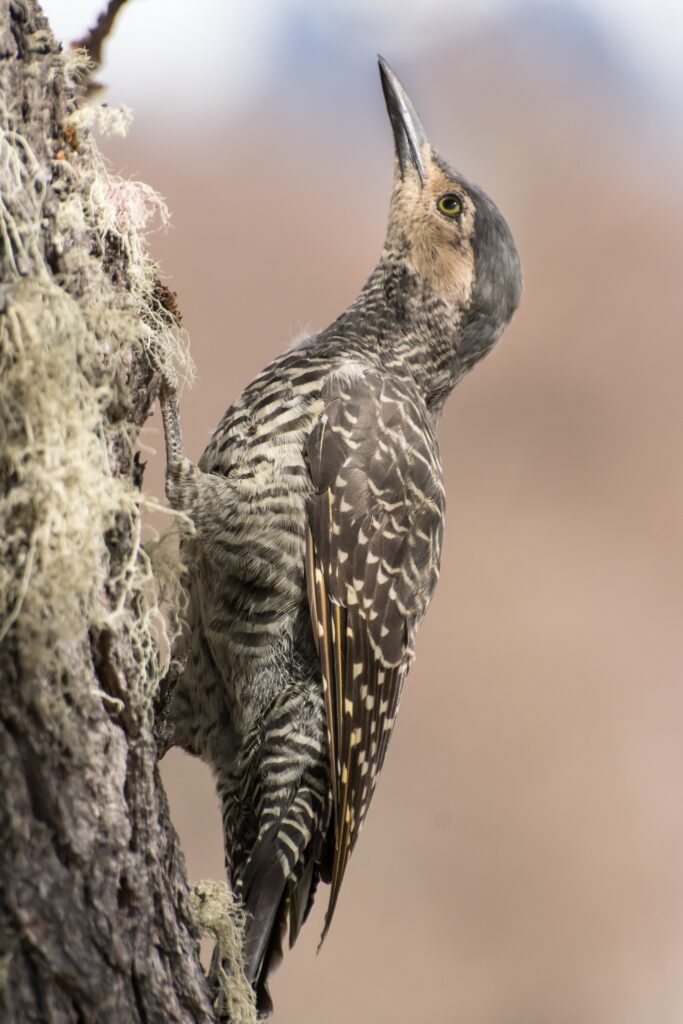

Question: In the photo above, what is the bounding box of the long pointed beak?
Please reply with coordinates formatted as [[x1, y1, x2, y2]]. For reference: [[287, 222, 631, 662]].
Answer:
[[378, 56, 428, 186]]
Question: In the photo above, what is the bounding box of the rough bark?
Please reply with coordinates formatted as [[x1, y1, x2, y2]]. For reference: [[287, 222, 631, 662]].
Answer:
[[0, 2, 223, 1021]]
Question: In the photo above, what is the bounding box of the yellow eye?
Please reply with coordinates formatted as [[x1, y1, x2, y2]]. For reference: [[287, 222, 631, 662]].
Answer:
[[437, 193, 462, 218]]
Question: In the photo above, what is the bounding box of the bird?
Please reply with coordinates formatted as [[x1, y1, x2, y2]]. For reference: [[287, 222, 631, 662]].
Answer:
[[157, 57, 522, 1017]]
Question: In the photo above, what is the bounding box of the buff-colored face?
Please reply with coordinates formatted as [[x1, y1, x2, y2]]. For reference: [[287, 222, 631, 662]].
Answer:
[[385, 145, 476, 308], [379, 56, 521, 336]]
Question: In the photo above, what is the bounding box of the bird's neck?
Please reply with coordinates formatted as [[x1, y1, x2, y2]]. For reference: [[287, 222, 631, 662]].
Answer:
[[325, 256, 468, 416]]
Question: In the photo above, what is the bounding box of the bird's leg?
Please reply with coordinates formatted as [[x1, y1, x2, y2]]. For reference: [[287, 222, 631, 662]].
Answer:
[[158, 371, 199, 515], [154, 371, 197, 759], [159, 371, 183, 467]]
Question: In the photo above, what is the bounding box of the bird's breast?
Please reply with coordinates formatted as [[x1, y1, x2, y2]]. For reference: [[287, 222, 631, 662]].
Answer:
[[196, 358, 334, 677]]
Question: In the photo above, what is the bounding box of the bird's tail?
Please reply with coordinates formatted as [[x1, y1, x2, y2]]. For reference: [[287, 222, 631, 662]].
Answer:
[[237, 782, 328, 1017]]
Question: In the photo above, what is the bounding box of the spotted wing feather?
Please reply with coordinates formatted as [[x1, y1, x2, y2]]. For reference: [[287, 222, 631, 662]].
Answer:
[[305, 367, 445, 938]]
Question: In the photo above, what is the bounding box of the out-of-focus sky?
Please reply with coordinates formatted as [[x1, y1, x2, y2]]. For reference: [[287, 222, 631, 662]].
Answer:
[[40, 2, 683, 1023], [48, 0, 683, 116]]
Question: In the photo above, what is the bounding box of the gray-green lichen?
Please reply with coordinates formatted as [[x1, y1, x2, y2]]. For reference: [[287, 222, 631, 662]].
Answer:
[[0, 47, 190, 727], [192, 881, 257, 1024]]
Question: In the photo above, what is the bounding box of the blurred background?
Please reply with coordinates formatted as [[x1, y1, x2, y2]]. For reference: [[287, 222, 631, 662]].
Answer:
[[47, 2, 683, 1021]]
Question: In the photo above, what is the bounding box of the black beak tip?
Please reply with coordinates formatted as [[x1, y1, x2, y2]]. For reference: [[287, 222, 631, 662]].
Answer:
[[377, 55, 398, 105]]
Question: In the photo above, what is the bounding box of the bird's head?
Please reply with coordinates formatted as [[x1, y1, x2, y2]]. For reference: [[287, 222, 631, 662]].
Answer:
[[378, 58, 522, 388]]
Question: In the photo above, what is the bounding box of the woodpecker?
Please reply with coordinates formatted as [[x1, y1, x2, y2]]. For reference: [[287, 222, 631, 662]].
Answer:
[[158, 58, 521, 1017]]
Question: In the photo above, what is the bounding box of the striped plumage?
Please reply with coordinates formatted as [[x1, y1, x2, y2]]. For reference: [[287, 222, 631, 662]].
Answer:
[[159, 58, 521, 1017]]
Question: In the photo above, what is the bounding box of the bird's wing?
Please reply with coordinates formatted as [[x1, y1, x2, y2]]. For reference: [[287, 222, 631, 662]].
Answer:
[[305, 366, 445, 938]]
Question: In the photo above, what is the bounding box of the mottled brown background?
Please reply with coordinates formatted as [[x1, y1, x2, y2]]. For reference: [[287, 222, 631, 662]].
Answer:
[[49, 2, 683, 1020]]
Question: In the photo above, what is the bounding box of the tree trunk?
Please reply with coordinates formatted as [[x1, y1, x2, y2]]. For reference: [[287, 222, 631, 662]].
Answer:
[[0, 2, 240, 1021]]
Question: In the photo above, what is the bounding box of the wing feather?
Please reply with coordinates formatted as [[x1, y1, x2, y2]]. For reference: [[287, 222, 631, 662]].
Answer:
[[305, 367, 444, 939]]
